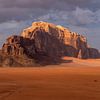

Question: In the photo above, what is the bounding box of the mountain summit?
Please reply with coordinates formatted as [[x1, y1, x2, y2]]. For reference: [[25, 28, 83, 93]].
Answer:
[[0, 21, 100, 67]]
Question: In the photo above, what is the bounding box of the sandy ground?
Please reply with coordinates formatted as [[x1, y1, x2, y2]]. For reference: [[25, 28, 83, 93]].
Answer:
[[0, 58, 100, 100]]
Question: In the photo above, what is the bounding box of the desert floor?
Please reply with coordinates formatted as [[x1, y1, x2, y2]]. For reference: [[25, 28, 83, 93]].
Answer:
[[0, 58, 100, 100]]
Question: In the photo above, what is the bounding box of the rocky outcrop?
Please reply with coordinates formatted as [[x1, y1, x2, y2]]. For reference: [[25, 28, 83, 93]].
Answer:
[[2, 35, 24, 56], [88, 48, 100, 58], [0, 21, 99, 66], [21, 21, 90, 59]]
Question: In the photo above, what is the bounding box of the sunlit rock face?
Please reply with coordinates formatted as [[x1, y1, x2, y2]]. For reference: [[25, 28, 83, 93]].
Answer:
[[21, 21, 90, 59], [1, 21, 100, 66]]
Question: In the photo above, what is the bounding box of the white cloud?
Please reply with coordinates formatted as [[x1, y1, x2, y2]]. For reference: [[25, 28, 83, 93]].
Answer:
[[71, 7, 96, 25], [36, 7, 100, 26]]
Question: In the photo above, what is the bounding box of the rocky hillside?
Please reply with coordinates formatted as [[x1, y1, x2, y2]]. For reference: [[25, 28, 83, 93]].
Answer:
[[0, 21, 100, 67]]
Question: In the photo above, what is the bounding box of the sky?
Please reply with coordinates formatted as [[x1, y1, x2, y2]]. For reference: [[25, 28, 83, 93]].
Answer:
[[0, 0, 100, 49]]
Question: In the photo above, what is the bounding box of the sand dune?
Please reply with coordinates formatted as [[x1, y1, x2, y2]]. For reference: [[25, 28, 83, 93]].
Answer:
[[0, 59, 100, 100], [62, 57, 100, 67]]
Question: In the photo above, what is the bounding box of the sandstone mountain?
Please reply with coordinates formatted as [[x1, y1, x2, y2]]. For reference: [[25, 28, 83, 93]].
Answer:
[[0, 21, 100, 67]]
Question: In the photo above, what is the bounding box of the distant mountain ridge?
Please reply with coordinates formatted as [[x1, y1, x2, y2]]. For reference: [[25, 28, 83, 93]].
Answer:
[[0, 21, 100, 67]]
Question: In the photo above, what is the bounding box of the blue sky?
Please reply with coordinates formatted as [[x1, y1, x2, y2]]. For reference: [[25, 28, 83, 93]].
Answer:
[[0, 0, 100, 49]]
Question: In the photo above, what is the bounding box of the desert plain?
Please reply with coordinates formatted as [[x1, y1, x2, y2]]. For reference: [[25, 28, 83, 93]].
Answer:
[[0, 57, 100, 100]]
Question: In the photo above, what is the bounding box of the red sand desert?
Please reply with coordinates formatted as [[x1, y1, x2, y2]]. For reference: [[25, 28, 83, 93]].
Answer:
[[0, 58, 100, 100]]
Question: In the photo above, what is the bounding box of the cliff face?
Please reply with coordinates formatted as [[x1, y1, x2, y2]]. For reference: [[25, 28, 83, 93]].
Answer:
[[0, 21, 100, 66]]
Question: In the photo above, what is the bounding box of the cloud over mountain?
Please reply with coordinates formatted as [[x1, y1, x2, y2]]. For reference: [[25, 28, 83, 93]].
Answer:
[[0, 0, 100, 49], [0, 0, 100, 22]]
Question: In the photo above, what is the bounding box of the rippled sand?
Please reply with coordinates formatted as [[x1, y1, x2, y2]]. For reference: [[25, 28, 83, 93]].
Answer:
[[0, 58, 100, 100]]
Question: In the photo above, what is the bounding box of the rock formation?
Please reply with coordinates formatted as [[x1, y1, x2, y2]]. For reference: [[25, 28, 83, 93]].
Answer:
[[20, 21, 91, 59], [0, 21, 100, 66], [2, 35, 24, 56], [88, 48, 100, 59]]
